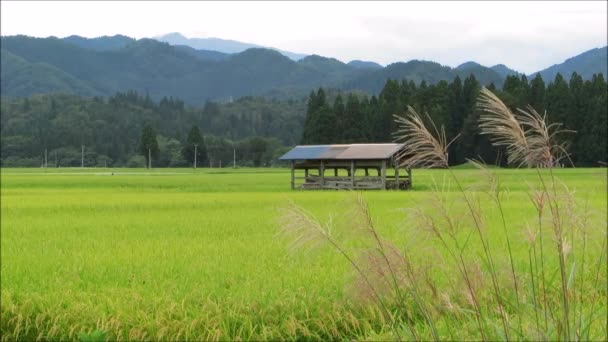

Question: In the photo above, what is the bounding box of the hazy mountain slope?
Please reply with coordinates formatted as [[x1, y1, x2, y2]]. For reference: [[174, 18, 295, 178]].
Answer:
[[3, 34, 605, 104], [343, 60, 455, 93], [1, 36, 351, 103], [62, 35, 135, 51], [348, 60, 383, 70], [172, 45, 230, 61], [532, 46, 607, 80], [1, 49, 100, 97], [491, 64, 521, 77], [155, 32, 308, 61]]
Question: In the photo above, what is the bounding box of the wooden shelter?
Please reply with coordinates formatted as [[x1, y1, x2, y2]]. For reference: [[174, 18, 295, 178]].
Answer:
[[279, 143, 411, 190]]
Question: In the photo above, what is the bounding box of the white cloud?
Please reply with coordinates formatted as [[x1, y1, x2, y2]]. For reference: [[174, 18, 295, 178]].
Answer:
[[1, 1, 606, 73]]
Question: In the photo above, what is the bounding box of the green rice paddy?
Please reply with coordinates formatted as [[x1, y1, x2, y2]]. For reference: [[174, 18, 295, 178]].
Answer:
[[1, 167, 606, 340]]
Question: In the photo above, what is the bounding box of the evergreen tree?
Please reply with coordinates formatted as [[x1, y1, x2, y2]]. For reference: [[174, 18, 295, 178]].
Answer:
[[181, 125, 208, 167], [455, 75, 495, 163], [342, 94, 365, 142], [576, 73, 607, 165], [301, 88, 328, 144], [139, 123, 159, 168], [376, 79, 401, 142], [307, 105, 337, 144], [333, 95, 346, 140], [567, 72, 587, 163], [545, 73, 570, 135], [528, 73, 546, 111]]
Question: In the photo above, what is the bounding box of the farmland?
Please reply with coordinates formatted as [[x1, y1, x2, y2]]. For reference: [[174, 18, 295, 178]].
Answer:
[[1, 167, 606, 341]]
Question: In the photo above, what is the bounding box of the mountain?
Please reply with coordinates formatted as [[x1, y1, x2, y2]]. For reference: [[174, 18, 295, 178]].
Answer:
[[532, 46, 607, 81], [347, 60, 383, 70], [155, 32, 308, 61], [455, 61, 484, 70], [454, 61, 505, 85], [62, 34, 135, 51], [3, 34, 605, 105], [0, 35, 360, 103], [343, 59, 506, 94], [0, 49, 99, 97], [172, 45, 230, 62], [491, 64, 521, 78]]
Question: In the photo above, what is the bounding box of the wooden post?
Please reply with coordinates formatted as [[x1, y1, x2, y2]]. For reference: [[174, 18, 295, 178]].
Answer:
[[395, 163, 399, 190], [381, 160, 386, 190], [350, 160, 355, 188], [334, 168, 338, 177], [407, 168, 412, 188], [305, 168, 309, 178], [320, 160, 325, 189], [365, 168, 369, 176], [290, 161, 295, 190]]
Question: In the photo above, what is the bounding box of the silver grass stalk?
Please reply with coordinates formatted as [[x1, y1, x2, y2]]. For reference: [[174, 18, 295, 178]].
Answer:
[[477, 87, 573, 168], [393, 106, 457, 169]]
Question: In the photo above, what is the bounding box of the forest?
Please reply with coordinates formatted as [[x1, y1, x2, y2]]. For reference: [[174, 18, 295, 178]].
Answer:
[[302, 72, 607, 166], [1, 71, 606, 167]]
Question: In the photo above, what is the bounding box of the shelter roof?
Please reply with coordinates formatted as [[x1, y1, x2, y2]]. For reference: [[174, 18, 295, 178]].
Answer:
[[279, 143, 404, 160]]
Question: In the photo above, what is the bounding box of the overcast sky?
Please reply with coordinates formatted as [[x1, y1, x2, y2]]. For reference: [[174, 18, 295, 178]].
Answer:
[[2, 1, 606, 73]]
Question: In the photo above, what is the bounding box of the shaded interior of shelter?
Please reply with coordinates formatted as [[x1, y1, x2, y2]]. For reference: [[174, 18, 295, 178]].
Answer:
[[279, 144, 412, 190]]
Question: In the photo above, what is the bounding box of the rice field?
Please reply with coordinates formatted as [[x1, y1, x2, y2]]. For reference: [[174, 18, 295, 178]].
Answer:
[[1, 167, 606, 341]]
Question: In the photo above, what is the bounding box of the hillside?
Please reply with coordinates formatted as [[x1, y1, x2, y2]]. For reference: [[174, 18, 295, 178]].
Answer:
[[2, 35, 606, 104], [532, 46, 607, 81], [155, 32, 308, 61]]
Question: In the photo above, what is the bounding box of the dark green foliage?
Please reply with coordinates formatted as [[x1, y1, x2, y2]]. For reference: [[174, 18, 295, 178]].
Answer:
[[299, 72, 607, 166], [1, 69, 606, 168], [0, 91, 301, 167], [528, 73, 546, 111], [139, 124, 159, 167]]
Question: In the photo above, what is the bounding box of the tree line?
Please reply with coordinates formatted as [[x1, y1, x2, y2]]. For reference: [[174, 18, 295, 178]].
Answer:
[[1, 71, 605, 168], [301, 72, 607, 166], [1, 91, 301, 167]]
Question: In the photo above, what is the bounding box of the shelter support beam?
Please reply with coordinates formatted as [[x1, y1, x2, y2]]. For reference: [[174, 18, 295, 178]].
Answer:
[[350, 160, 355, 187], [395, 164, 399, 189], [320, 160, 325, 187], [290, 161, 295, 190], [407, 168, 412, 188], [381, 160, 386, 190]]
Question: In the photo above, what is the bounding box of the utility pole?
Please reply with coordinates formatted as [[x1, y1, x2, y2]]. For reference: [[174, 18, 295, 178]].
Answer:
[[55, 151, 58, 168], [44, 148, 48, 168], [194, 144, 198, 169], [219, 160, 222, 168], [148, 148, 151, 169], [233, 147, 236, 169], [81, 145, 84, 168]]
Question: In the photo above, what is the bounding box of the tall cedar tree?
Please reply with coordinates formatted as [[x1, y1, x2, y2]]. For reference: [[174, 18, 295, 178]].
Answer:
[[182, 125, 208, 166], [139, 123, 159, 168]]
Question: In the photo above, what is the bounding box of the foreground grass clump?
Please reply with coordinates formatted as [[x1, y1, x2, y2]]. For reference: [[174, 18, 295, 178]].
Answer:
[[280, 88, 608, 341], [1, 165, 606, 340]]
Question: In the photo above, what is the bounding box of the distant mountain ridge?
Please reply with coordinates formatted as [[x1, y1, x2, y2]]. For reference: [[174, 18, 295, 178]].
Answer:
[[1, 34, 605, 104], [155, 32, 308, 61], [532, 46, 607, 81]]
